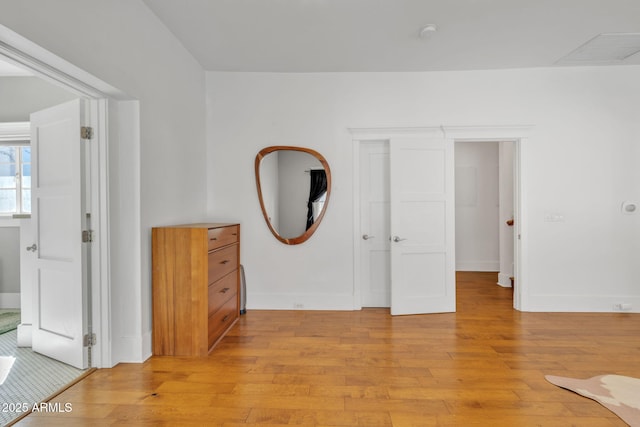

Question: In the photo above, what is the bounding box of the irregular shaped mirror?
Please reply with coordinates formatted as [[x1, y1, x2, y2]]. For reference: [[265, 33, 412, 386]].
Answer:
[[255, 146, 331, 245]]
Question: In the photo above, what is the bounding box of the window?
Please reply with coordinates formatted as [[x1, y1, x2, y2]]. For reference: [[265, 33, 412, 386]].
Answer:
[[0, 144, 31, 214]]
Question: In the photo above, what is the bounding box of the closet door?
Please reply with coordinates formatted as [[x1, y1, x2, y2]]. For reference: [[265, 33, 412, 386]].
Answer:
[[389, 137, 455, 315], [359, 142, 391, 307]]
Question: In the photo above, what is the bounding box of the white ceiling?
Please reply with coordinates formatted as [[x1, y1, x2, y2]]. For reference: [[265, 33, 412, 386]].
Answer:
[[143, 0, 640, 72]]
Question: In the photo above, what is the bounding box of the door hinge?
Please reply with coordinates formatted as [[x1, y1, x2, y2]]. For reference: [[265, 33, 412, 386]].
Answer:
[[83, 333, 96, 347], [81, 126, 93, 140], [82, 229, 94, 243]]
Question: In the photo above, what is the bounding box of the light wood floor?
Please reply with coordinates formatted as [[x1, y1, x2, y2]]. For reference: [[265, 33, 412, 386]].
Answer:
[[15, 272, 639, 426]]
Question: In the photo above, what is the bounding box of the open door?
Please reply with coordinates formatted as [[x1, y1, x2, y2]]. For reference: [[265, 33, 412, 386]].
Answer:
[[389, 137, 455, 315], [30, 99, 90, 369]]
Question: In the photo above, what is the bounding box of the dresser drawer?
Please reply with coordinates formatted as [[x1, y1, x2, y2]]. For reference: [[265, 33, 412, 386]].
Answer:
[[208, 225, 239, 251], [208, 295, 238, 349], [208, 272, 237, 317], [208, 244, 238, 285]]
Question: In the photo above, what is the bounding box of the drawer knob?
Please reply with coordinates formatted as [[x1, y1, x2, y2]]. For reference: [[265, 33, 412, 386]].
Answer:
[[220, 260, 230, 264], [222, 315, 229, 322], [219, 287, 230, 294], [210, 237, 218, 240]]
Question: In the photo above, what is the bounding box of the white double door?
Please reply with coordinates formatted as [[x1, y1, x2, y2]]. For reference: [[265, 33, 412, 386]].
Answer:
[[28, 99, 91, 369], [359, 137, 455, 315]]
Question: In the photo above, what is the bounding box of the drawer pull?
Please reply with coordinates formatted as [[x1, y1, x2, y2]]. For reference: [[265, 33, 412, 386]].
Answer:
[[219, 287, 230, 294], [210, 237, 218, 240], [220, 260, 230, 264], [222, 314, 230, 322]]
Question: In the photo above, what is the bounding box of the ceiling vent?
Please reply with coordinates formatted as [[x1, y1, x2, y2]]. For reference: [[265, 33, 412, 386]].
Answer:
[[556, 33, 640, 65]]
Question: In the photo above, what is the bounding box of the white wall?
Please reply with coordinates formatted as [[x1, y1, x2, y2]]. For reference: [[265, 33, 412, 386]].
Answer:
[[0, 0, 207, 362], [0, 76, 76, 122], [258, 150, 279, 232], [455, 141, 499, 272], [0, 76, 77, 310], [0, 227, 19, 292], [277, 150, 322, 238], [206, 66, 640, 313], [278, 151, 308, 237]]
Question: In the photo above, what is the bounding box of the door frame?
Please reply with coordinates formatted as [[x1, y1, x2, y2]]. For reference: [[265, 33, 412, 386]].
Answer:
[[351, 126, 532, 311], [0, 25, 131, 367]]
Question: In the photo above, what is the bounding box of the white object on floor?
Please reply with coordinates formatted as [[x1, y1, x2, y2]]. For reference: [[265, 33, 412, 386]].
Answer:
[[0, 356, 16, 385]]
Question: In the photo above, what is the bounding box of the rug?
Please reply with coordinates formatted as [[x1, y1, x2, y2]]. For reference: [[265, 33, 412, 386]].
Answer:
[[0, 311, 20, 335], [546, 374, 640, 427], [0, 329, 92, 425]]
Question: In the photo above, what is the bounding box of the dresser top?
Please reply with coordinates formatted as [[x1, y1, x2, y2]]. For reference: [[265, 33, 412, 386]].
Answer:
[[154, 222, 239, 229]]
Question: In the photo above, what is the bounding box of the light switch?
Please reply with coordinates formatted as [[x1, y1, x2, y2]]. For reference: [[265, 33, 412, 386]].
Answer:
[[544, 213, 564, 222]]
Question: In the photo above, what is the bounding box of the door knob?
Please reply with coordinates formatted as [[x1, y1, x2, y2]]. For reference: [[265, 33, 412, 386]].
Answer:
[[362, 234, 375, 240], [26, 243, 37, 252], [392, 236, 407, 243]]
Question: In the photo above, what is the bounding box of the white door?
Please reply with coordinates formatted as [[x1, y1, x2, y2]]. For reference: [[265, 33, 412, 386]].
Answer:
[[30, 99, 89, 369], [359, 142, 391, 307], [389, 137, 455, 315]]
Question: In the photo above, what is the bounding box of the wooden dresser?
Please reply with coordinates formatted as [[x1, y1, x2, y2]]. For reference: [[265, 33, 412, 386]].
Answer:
[[152, 223, 240, 356]]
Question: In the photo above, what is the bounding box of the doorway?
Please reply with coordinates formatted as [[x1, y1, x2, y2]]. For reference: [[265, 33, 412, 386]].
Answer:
[[0, 72, 95, 370], [0, 104, 93, 425], [352, 126, 528, 313], [454, 141, 515, 293], [0, 27, 122, 368], [0, 73, 78, 326]]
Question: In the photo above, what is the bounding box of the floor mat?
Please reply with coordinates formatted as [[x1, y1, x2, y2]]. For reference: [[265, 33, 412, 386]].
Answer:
[[0, 329, 88, 426], [0, 311, 20, 335]]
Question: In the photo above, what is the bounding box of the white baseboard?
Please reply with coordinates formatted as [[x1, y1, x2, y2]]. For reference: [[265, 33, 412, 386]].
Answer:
[[142, 330, 152, 361], [112, 331, 152, 364], [0, 293, 20, 309], [497, 272, 513, 288], [16, 323, 32, 347], [523, 294, 640, 313], [248, 293, 356, 311], [456, 261, 500, 272]]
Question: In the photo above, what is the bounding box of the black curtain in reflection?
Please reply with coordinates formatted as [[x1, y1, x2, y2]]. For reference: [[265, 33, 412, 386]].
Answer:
[[306, 169, 327, 230]]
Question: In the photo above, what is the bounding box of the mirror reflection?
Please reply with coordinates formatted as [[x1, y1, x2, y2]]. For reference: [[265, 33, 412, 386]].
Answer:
[[255, 146, 331, 245]]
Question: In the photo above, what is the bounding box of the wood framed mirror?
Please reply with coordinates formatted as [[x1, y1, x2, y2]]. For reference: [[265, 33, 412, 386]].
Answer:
[[255, 146, 331, 245]]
